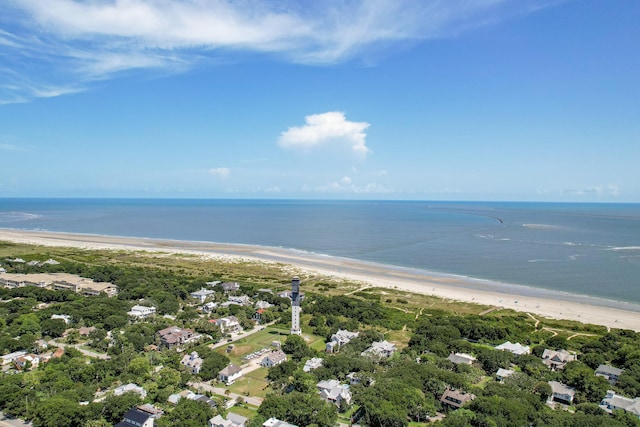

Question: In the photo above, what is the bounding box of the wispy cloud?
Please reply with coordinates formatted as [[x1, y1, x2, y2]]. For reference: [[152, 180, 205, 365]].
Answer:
[[209, 167, 230, 179], [1, 0, 558, 103], [279, 111, 370, 156], [562, 185, 620, 197]]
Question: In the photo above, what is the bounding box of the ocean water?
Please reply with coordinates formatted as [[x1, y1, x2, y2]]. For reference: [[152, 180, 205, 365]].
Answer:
[[0, 198, 639, 305]]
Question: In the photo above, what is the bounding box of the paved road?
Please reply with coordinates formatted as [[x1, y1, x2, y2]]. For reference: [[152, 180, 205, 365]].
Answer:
[[0, 412, 32, 427], [47, 340, 110, 360]]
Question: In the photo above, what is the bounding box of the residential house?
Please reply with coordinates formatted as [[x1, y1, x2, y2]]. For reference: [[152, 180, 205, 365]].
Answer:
[[181, 351, 204, 374], [14, 354, 39, 371], [115, 408, 154, 427], [228, 295, 251, 306], [219, 281, 240, 293], [137, 404, 164, 419], [78, 326, 96, 337], [496, 368, 515, 382], [448, 352, 477, 365], [261, 350, 287, 368], [440, 389, 476, 410], [157, 326, 197, 350], [0, 267, 6, 274], [191, 288, 216, 303], [209, 412, 248, 427], [317, 379, 352, 407], [168, 390, 196, 405], [361, 340, 397, 359], [599, 390, 640, 417], [595, 364, 624, 385], [127, 305, 156, 319], [214, 316, 242, 334], [326, 329, 360, 353], [202, 301, 218, 313], [253, 309, 266, 323], [263, 418, 299, 427], [219, 364, 243, 385], [548, 381, 576, 405], [51, 314, 72, 324], [255, 300, 274, 310], [303, 357, 324, 372], [114, 383, 147, 399], [277, 290, 305, 301], [1, 351, 27, 367], [346, 372, 362, 386], [495, 341, 531, 355], [542, 349, 576, 370]]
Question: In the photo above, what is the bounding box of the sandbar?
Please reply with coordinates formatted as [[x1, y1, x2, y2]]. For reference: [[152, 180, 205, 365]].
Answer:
[[1, 229, 639, 332]]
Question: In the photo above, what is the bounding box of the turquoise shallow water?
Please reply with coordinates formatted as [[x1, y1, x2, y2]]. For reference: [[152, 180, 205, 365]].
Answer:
[[0, 199, 639, 304]]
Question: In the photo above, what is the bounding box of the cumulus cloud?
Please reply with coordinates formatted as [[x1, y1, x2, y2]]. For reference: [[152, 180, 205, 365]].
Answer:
[[209, 167, 230, 179], [279, 111, 370, 156], [0, 0, 559, 103], [310, 177, 392, 194]]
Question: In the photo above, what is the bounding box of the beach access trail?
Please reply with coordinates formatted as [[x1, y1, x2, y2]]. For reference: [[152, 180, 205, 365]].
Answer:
[[1, 229, 639, 332]]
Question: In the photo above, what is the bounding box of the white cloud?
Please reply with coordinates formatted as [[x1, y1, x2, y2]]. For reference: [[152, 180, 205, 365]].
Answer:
[[562, 185, 620, 197], [0, 0, 559, 102], [265, 186, 280, 193], [311, 177, 392, 194], [341, 176, 352, 185], [209, 167, 230, 179], [279, 111, 370, 156]]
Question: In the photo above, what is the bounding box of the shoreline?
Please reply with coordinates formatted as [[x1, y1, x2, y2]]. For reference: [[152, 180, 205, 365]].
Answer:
[[1, 228, 639, 332]]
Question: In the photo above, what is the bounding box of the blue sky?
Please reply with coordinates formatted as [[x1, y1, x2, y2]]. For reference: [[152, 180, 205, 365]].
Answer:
[[0, 0, 638, 201]]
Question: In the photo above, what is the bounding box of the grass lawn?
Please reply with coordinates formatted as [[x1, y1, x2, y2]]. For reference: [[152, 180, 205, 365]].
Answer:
[[223, 404, 259, 419], [226, 368, 271, 398]]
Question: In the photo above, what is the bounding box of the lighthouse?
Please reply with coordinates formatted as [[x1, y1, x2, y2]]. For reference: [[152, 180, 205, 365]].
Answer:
[[290, 276, 302, 335]]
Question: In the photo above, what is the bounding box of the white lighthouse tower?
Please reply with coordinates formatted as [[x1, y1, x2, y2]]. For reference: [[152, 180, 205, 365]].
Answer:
[[290, 276, 302, 335]]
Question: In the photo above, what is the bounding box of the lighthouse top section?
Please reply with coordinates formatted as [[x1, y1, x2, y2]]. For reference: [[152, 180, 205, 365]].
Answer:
[[291, 276, 301, 295]]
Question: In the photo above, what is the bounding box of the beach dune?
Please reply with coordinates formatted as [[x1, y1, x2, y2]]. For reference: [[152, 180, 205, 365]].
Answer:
[[1, 229, 639, 332]]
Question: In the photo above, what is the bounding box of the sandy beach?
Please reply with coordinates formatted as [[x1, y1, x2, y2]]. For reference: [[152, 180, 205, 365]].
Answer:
[[1, 228, 639, 332]]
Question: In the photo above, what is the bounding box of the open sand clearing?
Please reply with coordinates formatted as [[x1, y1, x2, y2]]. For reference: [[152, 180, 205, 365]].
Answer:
[[1, 229, 639, 331]]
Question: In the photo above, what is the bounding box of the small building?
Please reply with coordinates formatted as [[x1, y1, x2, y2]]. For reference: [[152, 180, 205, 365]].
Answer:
[[128, 305, 156, 319], [303, 357, 324, 372], [219, 364, 243, 385], [228, 295, 251, 306], [440, 389, 476, 410], [214, 316, 243, 334], [495, 341, 530, 355], [115, 408, 154, 427], [495, 368, 515, 382], [191, 288, 216, 303], [15, 354, 40, 371], [263, 418, 299, 427], [599, 390, 640, 417], [78, 326, 96, 337], [261, 350, 287, 368], [202, 301, 218, 313], [209, 412, 248, 427], [1, 351, 27, 366], [317, 379, 352, 407], [326, 329, 360, 353], [219, 281, 240, 293], [51, 314, 72, 324], [447, 352, 477, 365], [548, 381, 576, 405], [595, 364, 624, 385], [114, 383, 147, 399], [361, 340, 396, 359], [181, 351, 204, 374], [542, 349, 576, 371], [255, 300, 274, 310], [157, 326, 197, 350]]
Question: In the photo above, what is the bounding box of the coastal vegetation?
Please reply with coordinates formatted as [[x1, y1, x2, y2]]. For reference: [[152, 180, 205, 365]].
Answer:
[[0, 242, 640, 426]]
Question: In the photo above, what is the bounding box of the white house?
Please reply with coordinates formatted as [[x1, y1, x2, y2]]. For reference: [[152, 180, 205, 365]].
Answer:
[[209, 412, 248, 427], [448, 352, 477, 365], [114, 383, 147, 399], [599, 390, 640, 417], [219, 364, 243, 385], [127, 305, 156, 319], [326, 329, 359, 353], [542, 349, 576, 370], [361, 340, 397, 359], [263, 418, 298, 427], [190, 288, 215, 303], [317, 379, 352, 407], [202, 302, 218, 313], [303, 357, 324, 372], [595, 365, 624, 385], [261, 350, 287, 368], [51, 314, 72, 324], [549, 381, 576, 405], [495, 341, 530, 355], [496, 368, 515, 382], [181, 351, 204, 374], [214, 316, 243, 334], [228, 295, 251, 306]]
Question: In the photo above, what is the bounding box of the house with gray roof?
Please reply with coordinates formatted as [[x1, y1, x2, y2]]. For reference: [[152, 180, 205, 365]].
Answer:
[[440, 389, 476, 410], [219, 364, 243, 384], [448, 352, 477, 365], [495, 341, 530, 355], [549, 381, 576, 405], [317, 379, 352, 407], [542, 349, 576, 370], [209, 412, 248, 427], [261, 350, 287, 368], [595, 364, 624, 385], [600, 390, 640, 417], [361, 340, 396, 359]]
